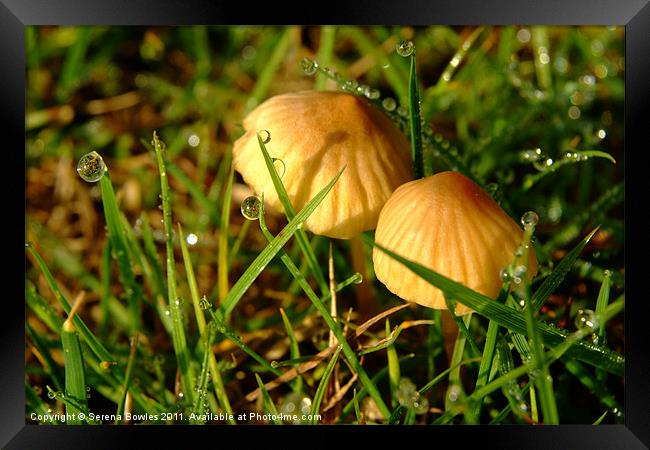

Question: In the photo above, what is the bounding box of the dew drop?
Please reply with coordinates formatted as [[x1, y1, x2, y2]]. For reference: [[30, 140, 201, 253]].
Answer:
[[270, 361, 279, 369], [364, 88, 380, 100], [603, 269, 613, 278], [521, 211, 539, 229], [396, 40, 415, 57], [382, 97, 396, 111], [187, 134, 200, 147], [76, 151, 106, 183], [301, 57, 318, 76], [353, 273, 363, 284], [575, 309, 599, 333], [258, 130, 271, 144], [272, 158, 286, 178], [199, 295, 210, 310], [500, 267, 513, 283], [447, 384, 462, 404], [47, 390, 56, 399], [186, 233, 198, 246], [396, 106, 408, 117], [241, 196, 262, 220]]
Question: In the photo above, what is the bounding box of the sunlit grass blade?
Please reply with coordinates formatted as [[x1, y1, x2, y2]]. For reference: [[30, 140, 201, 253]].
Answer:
[[190, 326, 214, 424], [256, 132, 328, 295], [218, 167, 344, 318], [255, 374, 282, 425], [523, 150, 616, 191], [178, 223, 234, 421], [61, 318, 88, 424], [363, 235, 624, 375], [593, 411, 608, 425], [408, 52, 424, 178], [152, 130, 196, 402], [99, 172, 142, 332], [310, 345, 342, 423], [218, 158, 234, 305]]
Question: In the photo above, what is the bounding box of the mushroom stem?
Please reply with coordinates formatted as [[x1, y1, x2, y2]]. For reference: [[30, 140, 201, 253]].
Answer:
[[328, 241, 338, 348], [441, 310, 459, 363], [350, 236, 374, 320]]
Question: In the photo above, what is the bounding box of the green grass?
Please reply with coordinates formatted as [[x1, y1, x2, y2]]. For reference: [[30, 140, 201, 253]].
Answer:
[[26, 25, 624, 426]]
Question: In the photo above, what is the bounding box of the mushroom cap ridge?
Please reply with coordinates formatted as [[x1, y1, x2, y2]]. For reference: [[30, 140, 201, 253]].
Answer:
[[372, 171, 538, 315], [232, 90, 413, 239]]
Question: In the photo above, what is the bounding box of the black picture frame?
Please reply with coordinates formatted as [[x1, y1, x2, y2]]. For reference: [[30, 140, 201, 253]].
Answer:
[[7, 0, 649, 448]]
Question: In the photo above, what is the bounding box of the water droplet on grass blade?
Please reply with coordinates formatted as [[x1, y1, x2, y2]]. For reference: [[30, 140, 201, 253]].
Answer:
[[396, 40, 415, 57], [77, 151, 106, 182], [382, 97, 396, 111], [301, 57, 318, 76], [258, 130, 271, 144], [186, 233, 198, 246], [272, 158, 285, 178], [241, 196, 262, 220], [521, 211, 539, 229], [575, 309, 599, 333]]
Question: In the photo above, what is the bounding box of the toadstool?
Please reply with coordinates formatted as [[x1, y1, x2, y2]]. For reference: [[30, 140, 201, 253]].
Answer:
[[232, 90, 413, 240], [372, 171, 538, 316]]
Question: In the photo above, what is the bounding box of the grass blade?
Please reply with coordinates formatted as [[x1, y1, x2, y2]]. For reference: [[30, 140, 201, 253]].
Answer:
[[218, 159, 234, 305], [218, 167, 344, 318], [279, 308, 303, 394], [61, 319, 87, 424], [408, 52, 423, 178], [315, 26, 336, 91], [115, 332, 139, 423], [310, 345, 342, 423], [99, 172, 142, 332], [152, 130, 196, 402], [256, 132, 328, 295], [385, 318, 400, 408], [178, 223, 234, 421], [255, 374, 282, 424]]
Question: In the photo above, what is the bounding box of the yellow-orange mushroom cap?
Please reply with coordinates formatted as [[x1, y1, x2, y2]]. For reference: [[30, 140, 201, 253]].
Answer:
[[372, 171, 538, 315], [232, 90, 413, 239]]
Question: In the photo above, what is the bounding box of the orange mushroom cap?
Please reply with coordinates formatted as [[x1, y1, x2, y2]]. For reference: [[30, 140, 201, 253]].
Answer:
[[372, 171, 538, 315], [232, 90, 413, 239]]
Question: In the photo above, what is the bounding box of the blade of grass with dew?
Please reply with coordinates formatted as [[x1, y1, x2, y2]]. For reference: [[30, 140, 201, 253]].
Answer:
[[99, 173, 142, 332], [532, 226, 599, 313], [217, 167, 344, 318], [408, 52, 424, 179], [190, 326, 214, 424], [139, 213, 172, 332], [471, 313, 501, 418], [594, 270, 612, 383], [247, 28, 293, 112], [61, 319, 87, 424], [256, 133, 328, 295], [519, 224, 559, 424], [436, 327, 596, 424], [489, 382, 532, 424], [207, 308, 283, 377], [280, 307, 303, 394], [531, 27, 552, 92], [218, 160, 234, 306], [353, 389, 362, 424], [385, 318, 400, 408], [315, 26, 336, 91], [523, 150, 616, 191], [445, 296, 481, 356], [255, 374, 282, 425], [256, 200, 391, 419], [178, 224, 234, 421], [152, 130, 196, 402], [593, 411, 609, 425], [496, 338, 530, 423], [310, 345, 342, 423], [115, 332, 138, 424], [362, 235, 624, 375]]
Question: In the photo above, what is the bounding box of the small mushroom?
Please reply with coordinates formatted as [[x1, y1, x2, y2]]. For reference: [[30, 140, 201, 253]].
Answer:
[[232, 90, 413, 239], [372, 171, 538, 315]]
